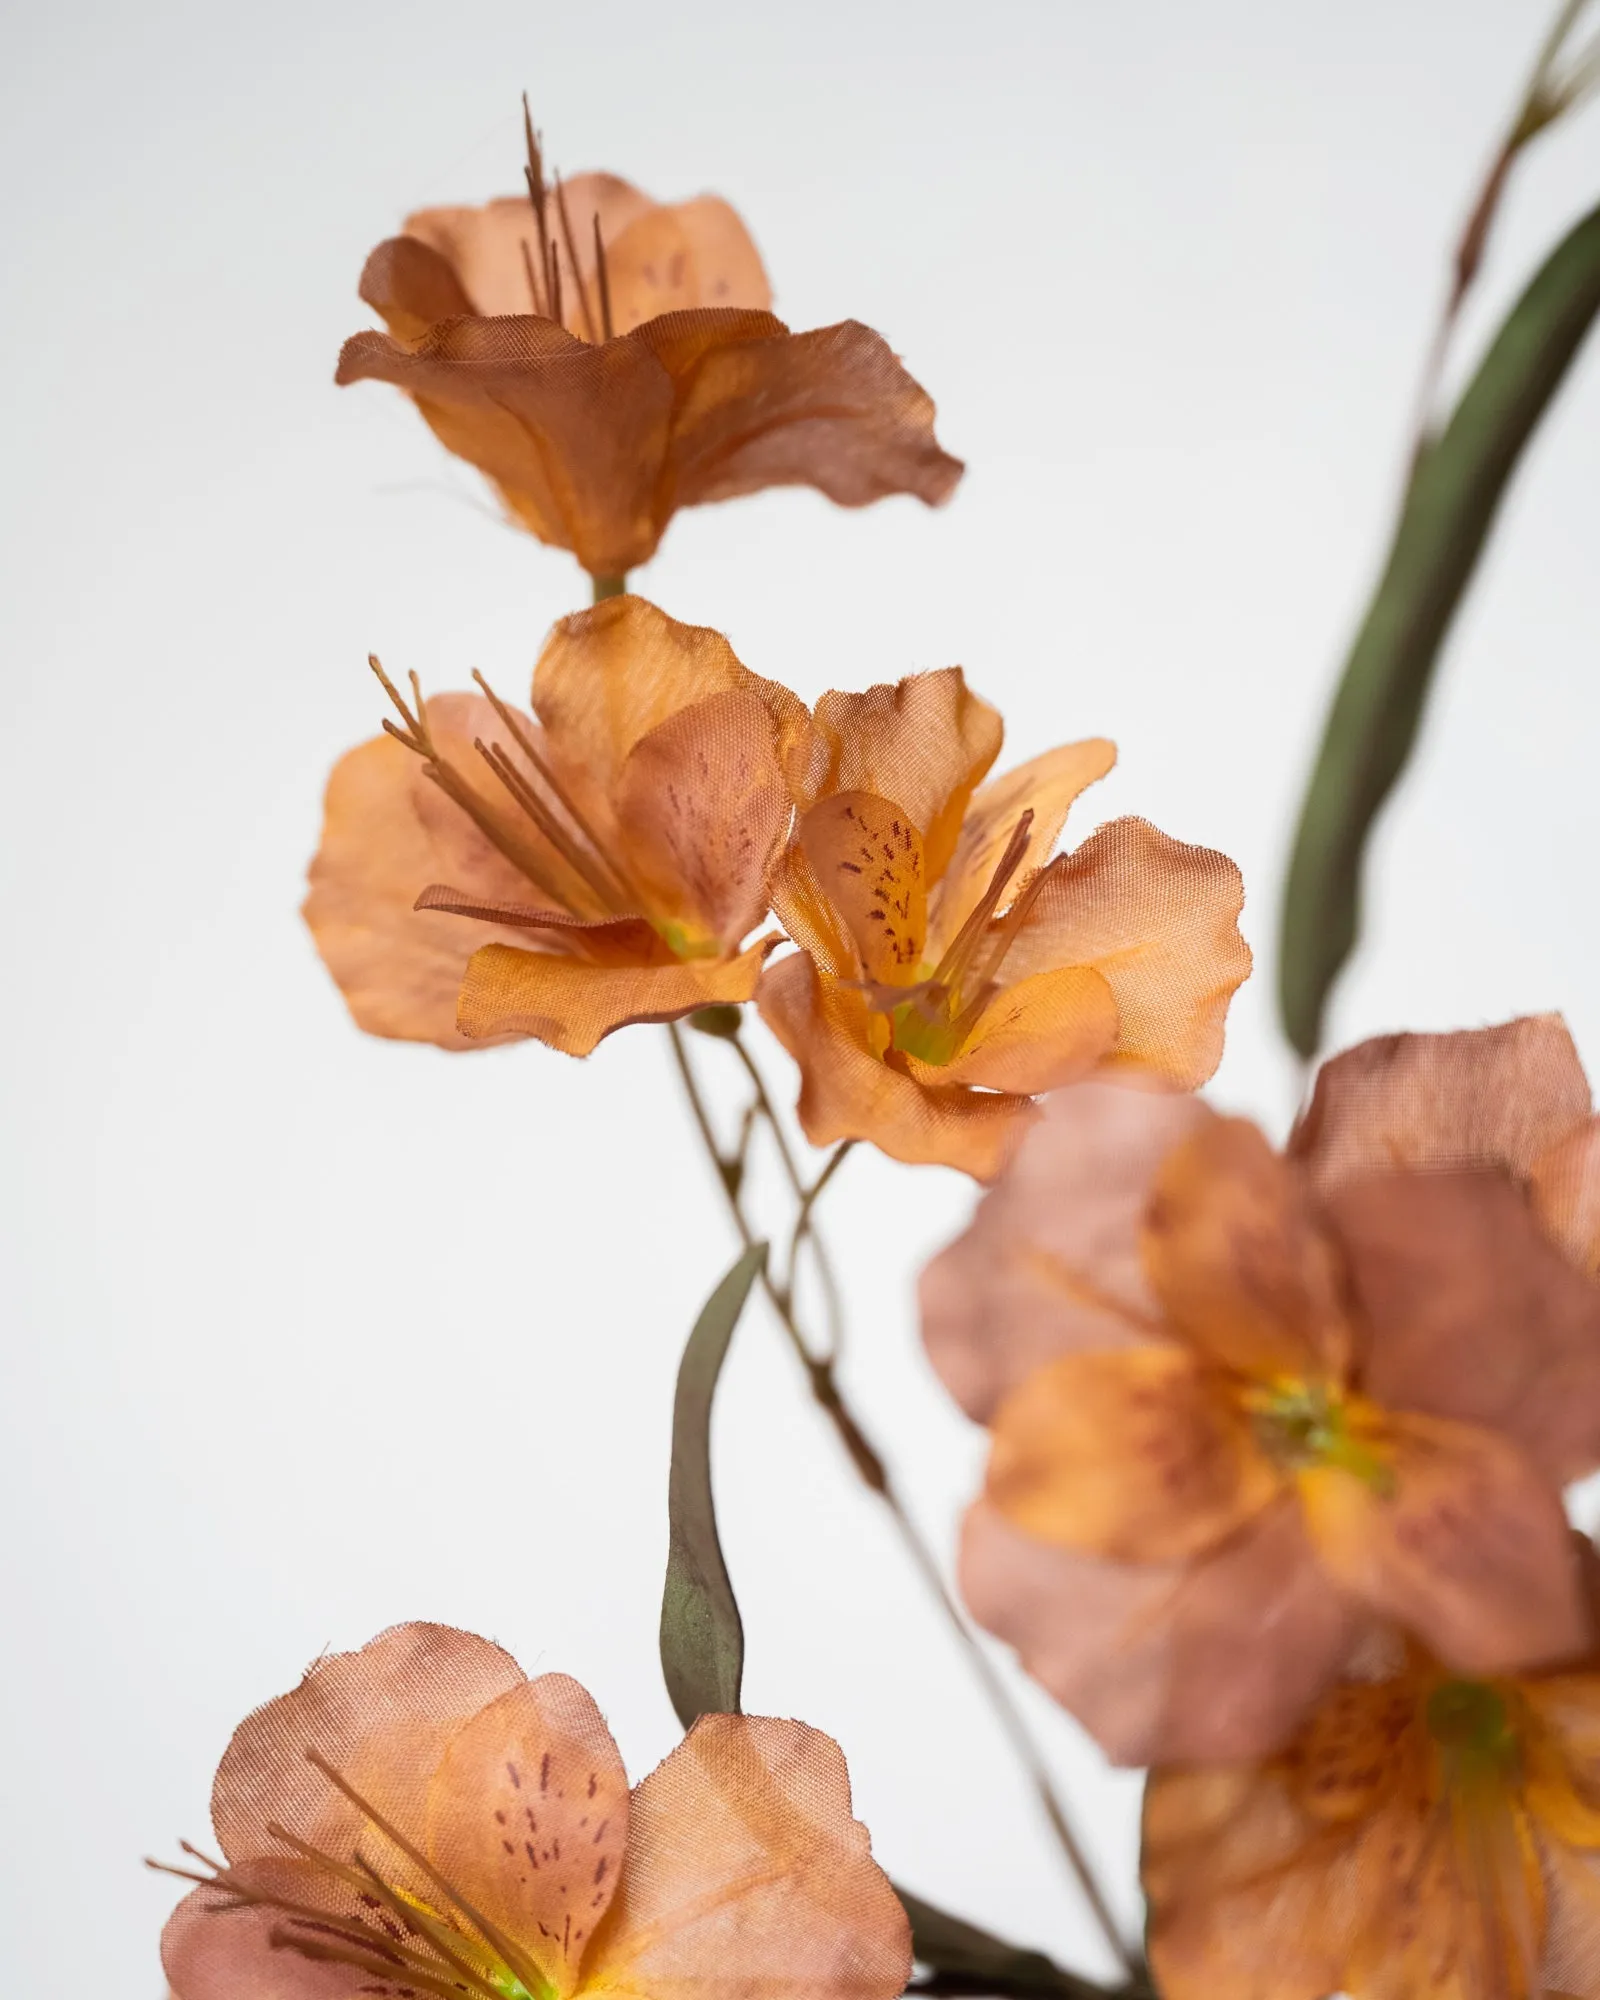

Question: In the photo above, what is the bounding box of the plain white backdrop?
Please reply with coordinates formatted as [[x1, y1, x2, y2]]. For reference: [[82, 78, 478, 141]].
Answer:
[[3, 1, 1598, 1990]]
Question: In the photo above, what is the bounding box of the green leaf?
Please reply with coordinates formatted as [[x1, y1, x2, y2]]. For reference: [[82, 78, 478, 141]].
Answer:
[[895, 1886, 1123, 1999], [659, 1243, 766, 1730], [1279, 196, 1600, 1058]]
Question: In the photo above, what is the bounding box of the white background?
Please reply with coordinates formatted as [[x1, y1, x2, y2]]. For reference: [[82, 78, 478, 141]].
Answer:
[[3, 2, 1598, 1990]]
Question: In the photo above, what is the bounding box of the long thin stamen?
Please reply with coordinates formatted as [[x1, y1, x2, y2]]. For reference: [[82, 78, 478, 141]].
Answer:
[[552, 173, 599, 342], [267, 1927, 472, 2000], [591, 214, 615, 340], [521, 95, 552, 318], [930, 809, 1035, 998], [305, 1748, 553, 2000], [475, 738, 615, 917]]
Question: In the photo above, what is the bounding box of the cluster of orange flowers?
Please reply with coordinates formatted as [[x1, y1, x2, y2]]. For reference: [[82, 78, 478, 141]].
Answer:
[[157, 119, 1600, 2000]]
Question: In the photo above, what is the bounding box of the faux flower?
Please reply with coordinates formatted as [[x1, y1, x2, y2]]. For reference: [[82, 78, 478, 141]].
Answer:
[[158, 1621, 911, 2000], [756, 668, 1251, 1179], [920, 1019, 1600, 1763], [303, 595, 810, 1055], [1143, 1604, 1600, 2000], [336, 136, 962, 583]]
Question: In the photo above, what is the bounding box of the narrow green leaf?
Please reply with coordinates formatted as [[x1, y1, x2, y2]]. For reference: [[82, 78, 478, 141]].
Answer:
[[660, 1243, 766, 1730], [895, 1886, 1123, 1999], [1279, 197, 1600, 1058]]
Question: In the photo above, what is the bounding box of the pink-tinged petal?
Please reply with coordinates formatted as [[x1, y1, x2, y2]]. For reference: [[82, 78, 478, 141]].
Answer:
[[210, 1623, 525, 1867], [1330, 1170, 1600, 1481], [424, 1675, 630, 1998], [1292, 1014, 1591, 1195], [583, 1714, 910, 2000], [162, 1861, 400, 2000], [927, 740, 1117, 960], [757, 952, 1033, 1180], [958, 1497, 1355, 1766], [919, 1082, 1211, 1422], [457, 934, 774, 1055], [1532, 1113, 1600, 1277], [1542, 1837, 1600, 1996], [998, 817, 1251, 1089], [1299, 1415, 1591, 1675]]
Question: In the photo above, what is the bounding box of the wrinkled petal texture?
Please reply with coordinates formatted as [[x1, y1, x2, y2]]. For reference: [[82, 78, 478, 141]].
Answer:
[[303, 695, 564, 1049], [757, 952, 1033, 1180], [999, 816, 1251, 1088], [959, 1497, 1354, 1765], [585, 1714, 911, 2000], [1330, 1170, 1600, 1483]]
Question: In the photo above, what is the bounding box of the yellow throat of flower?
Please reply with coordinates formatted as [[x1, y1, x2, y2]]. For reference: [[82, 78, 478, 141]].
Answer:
[[1244, 1378, 1395, 1495]]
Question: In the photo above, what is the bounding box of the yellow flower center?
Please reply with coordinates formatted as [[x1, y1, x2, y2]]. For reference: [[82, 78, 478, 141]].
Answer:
[[1245, 1378, 1395, 1494]]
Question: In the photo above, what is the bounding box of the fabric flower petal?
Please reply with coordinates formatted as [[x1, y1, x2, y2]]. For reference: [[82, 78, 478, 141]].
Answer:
[[163, 1859, 401, 2000], [1531, 1113, 1600, 1277], [582, 1714, 911, 2000], [602, 193, 773, 331], [919, 1081, 1211, 1421], [458, 934, 773, 1055], [905, 963, 1118, 1095], [796, 792, 928, 984], [986, 1346, 1281, 1562], [402, 179, 657, 320], [998, 816, 1251, 1087], [757, 952, 1032, 1179], [357, 234, 475, 341]]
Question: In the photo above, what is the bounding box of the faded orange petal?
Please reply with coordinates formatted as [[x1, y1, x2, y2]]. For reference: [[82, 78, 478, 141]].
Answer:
[[1292, 1014, 1592, 1197], [1330, 1169, 1600, 1481], [998, 816, 1251, 1088], [402, 179, 658, 321], [1142, 1116, 1352, 1380], [424, 1675, 630, 1998], [664, 317, 965, 527], [209, 1622, 525, 1871], [920, 1082, 1211, 1422], [907, 962, 1118, 1095], [357, 235, 475, 341], [1299, 1413, 1590, 1675], [1531, 1113, 1600, 1277], [986, 1345, 1281, 1562], [583, 1714, 910, 2000], [798, 669, 1002, 883], [756, 951, 1032, 1179], [766, 839, 858, 980], [958, 1495, 1354, 1766], [602, 193, 772, 332], [926, 738, 1117, 959], [1541, 1829, 1600, 1993], [796, 792, 928, 984], [457, 933, 773, 1055]]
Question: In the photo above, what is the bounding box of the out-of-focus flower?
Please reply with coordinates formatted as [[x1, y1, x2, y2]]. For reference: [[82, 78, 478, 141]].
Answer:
[[921, 1020, 1600, 1762], [303, 595, 810, 1055], [336, 130, 962, 583], [756, 668, 1251, 1180], [1143, 1595, 1600, 2000], [158, 1621, 911, 2000]]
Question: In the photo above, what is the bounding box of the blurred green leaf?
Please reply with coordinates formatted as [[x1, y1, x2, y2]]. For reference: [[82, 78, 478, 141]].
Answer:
[[896, 1887, 1127, 1999], [1279, 196, 1600, 1058], [660, 1243, 766, 1730]]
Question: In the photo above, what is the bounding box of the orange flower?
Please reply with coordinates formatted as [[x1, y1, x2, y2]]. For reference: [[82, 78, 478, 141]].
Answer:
[[756, 668, 1251, 1179], [158, 1621, 911, 2000], [336, 129, 962, 583], [1143, 1606, 1600, 2000], [303, 595, 810, 1056], [920, 1018, 1600, 1763]]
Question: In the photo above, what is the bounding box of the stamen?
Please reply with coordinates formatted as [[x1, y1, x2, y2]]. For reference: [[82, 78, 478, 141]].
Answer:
[[552, 172, 600, 343], [521, 94, 553, 319], [267, 1926, 472, 2000], [521, 237, 545, 317], [547, 236, 564, 328], [474, 738, 615, 917], [591, 214, 615, 341], [928, 810, 1035, 1004]]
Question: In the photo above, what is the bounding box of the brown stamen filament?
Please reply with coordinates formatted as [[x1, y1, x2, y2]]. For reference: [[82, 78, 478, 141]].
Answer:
[[521, 94, 553, 319], [553, 172, 600, 343], [591, 213, 615, 340]]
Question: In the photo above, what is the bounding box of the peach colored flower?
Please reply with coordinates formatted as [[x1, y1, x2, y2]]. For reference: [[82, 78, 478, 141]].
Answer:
[[303, 595, 810, 1056], [756, 668, 1251, 1180], [159, 1621, 911, 2000], [336, 141, 961, 583], [1143, 1605, 1600, 2000], [920, 1022, 1600, 1763]]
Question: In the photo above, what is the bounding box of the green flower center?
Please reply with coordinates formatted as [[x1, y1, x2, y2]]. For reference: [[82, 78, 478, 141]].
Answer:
[[1249, 1380, 1394, 1494]]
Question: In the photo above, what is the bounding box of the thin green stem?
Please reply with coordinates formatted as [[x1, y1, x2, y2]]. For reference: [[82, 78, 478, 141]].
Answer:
[[591, 572, 628, 601], [663, 1022, 1138, 1981]]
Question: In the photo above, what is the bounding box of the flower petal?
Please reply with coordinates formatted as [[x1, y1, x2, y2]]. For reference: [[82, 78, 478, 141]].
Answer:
[[958, 1496, 1354, 1765], [1531, 1113, 1600, 1277], [582, 1714, 910, 2000], [797, 668, 1001, 883], [927, 739, 1117, 958], [424, 1674, 630, 1998], [1143, 1115, 1352, 1379], [357, 234, 475, 341], [209, 1622, 526, 1867], [920, 1081, 1211, 1422], [999, 816, 1251, 1087], [162, 1859, 406, 2000], [986, 1346, 1281, 1562], [664, 317, 965, 528], [402, 180, 657, 320], [603, 193, 772, 331], [757, 952, 1031, 1179], [1300, 1413, 1590, 1675], [1330, 1169, 1600, 1480], [1291, 1014, 1592, 1195], [796, 792, 927, 984], [458, 934, 773, 1055], [913, 963, 1117, 1094]]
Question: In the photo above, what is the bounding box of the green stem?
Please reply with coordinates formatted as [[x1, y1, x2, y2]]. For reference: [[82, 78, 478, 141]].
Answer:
[[591, 572, 628, 601]]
